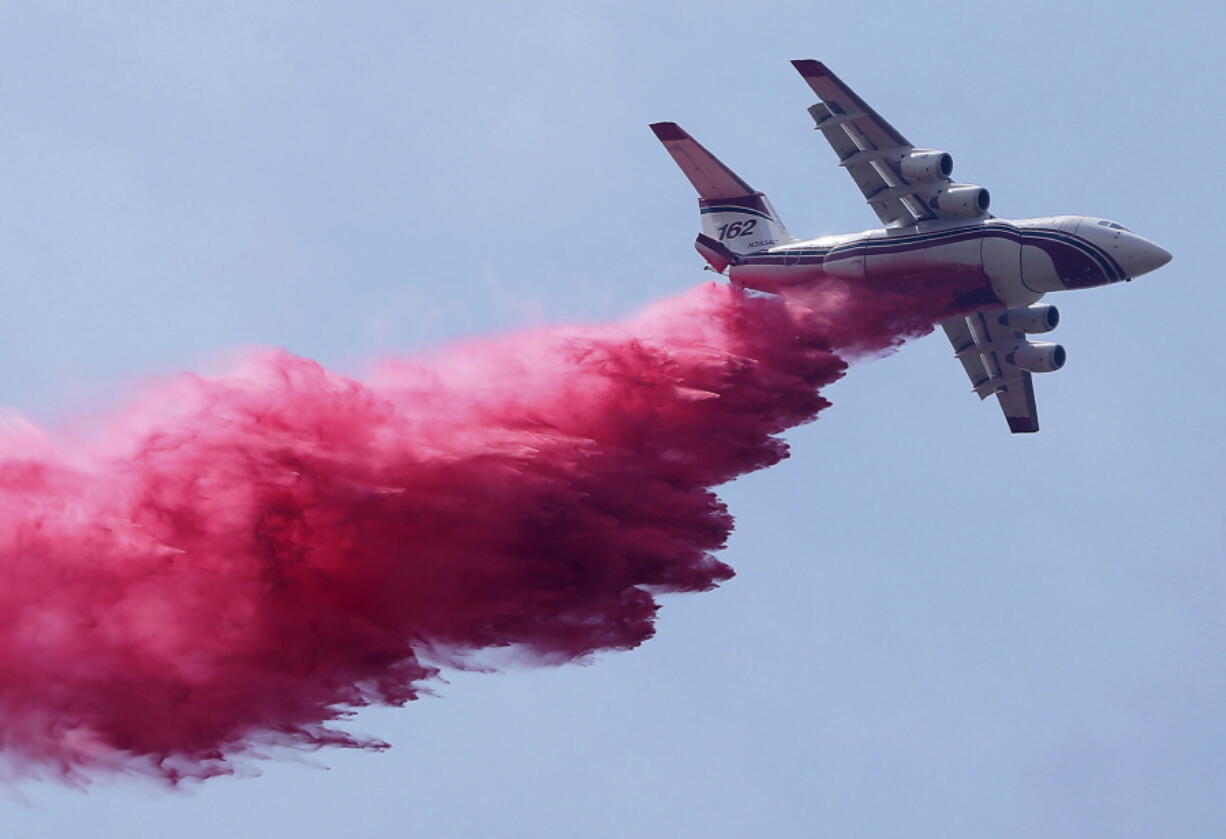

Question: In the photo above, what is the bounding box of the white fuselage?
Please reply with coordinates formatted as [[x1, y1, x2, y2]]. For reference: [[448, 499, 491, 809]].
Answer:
[[728, 215, 1172, 307]]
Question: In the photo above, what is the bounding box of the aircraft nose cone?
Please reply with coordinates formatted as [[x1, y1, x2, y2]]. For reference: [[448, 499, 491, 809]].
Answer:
[[1127, 239, 1173, 278]]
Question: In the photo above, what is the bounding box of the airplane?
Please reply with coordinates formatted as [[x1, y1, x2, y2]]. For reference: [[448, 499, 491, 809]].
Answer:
[[650, 59, 1172, 433]]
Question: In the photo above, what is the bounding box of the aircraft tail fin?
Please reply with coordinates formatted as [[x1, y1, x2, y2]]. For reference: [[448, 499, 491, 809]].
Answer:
[[650, 122, 795, 273]]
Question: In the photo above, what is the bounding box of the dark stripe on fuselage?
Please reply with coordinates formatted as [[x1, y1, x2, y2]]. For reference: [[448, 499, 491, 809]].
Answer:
[[1020, 229, 1121, 283], [735, 224, 1122, 282]]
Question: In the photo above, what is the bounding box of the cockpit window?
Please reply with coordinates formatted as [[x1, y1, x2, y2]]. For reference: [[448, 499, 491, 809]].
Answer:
[[1097, 220, 1132, 232]]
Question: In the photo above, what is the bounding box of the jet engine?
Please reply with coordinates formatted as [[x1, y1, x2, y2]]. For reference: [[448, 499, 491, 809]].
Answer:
[[932, 184, 990, 216], [899, 150, 953, 180], [1006, 341, 1066, 373], [998, 304, 1059, 334]]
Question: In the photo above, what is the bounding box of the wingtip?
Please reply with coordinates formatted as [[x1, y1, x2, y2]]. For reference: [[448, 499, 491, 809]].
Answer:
[[649, 122, 689, 142], [790, 59, 828, 77], [1006, 416, 1040, 434]]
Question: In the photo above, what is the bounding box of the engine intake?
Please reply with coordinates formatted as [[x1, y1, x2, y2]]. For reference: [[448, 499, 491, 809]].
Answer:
[[932, 184, 990, 217], [998, 304, 1059, 334], [900, 150, 953, 181], [1007, 341, 1066, 373]]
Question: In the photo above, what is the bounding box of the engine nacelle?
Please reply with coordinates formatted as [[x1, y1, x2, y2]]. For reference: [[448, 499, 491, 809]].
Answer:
[[998, 304, 1059, 334], [1006, 341, 1066, 373], [932, 184, 990, 217], [899, 150, 953, 180]]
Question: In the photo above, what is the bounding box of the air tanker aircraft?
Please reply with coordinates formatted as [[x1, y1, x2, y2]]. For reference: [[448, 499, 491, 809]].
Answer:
[[651, 60, 1172, 433]]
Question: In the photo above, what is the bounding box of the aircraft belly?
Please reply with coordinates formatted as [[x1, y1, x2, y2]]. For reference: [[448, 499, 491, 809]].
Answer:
[[865, 238, 979, 283], [864, 248, 916, 281], [734, 230, 1009, 308], [729, 263, 824, 293], [863, 235, 1002, 311]]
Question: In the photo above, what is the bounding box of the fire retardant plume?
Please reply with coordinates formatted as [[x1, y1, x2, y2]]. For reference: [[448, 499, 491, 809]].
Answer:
[[0, 274, 980, 785]]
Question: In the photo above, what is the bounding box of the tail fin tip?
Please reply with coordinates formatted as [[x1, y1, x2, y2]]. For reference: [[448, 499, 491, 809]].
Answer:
[[649, 121, 689, 142], [790, 59, 828, 78]]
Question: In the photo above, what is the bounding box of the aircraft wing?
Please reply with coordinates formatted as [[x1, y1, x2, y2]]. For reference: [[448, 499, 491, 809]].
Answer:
[[792, 60, 988, 229], [940, 310, 1040, 434]]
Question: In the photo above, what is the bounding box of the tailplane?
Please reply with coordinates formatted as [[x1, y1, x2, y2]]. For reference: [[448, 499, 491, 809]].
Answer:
[[650, 122, 795, 273]]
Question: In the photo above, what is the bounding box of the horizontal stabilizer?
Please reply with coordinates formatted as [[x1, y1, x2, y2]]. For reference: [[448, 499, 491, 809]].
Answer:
[[694, 233, 741, 274]]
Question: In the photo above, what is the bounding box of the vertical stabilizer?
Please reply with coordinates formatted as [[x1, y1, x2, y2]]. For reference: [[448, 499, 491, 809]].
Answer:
[[650, 122, 795, 272]]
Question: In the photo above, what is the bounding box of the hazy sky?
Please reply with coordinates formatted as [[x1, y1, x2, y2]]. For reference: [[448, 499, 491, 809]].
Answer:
[[1, 2, 1223, 836]]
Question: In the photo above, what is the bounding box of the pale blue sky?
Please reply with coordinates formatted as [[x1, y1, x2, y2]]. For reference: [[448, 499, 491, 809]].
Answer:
[[1, 2, 1223, 837]]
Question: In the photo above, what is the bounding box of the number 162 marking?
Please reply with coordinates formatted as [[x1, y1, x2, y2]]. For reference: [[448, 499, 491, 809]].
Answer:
[[717, 219, 757, 240]]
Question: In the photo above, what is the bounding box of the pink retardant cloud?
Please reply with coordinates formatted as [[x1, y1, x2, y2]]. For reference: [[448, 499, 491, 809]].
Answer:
[[0, 277, 976, 785]]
